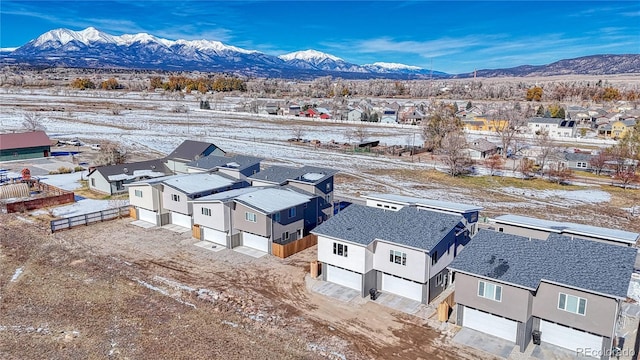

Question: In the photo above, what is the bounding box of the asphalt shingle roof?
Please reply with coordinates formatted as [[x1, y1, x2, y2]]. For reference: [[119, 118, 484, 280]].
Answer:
[[311, 204, 463, 252], [167, 140, 223, 161], [187, 154, 262, 171], [161, 173, 241, 196], [93, 159, 171, 178], [449, 229, 635, 298], [249, 165, 337, 185]]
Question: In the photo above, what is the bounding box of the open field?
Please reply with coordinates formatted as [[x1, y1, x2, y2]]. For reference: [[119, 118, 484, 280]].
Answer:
[[1, 87, 640, 359]]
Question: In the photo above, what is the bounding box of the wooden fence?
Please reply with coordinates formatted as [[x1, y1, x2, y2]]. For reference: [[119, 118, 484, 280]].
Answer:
[[6, 182, 75, 213], [50, 206, 130, 233], [272, 234, 317, 259]]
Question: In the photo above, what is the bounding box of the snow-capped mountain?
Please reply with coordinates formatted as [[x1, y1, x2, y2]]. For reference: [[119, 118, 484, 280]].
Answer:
[[4, 27, 447, 78]]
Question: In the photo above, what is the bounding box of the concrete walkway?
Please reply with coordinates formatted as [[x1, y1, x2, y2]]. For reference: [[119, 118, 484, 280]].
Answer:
[[232, 246, 267, 258], [130, 220, 155, 229], [193, 241, 225, 252]]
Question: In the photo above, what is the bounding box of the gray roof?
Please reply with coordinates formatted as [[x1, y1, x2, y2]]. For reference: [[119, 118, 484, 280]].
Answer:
[[161, 173, 240, 196], [527, 117, 561, 125], [186, 154, 262, 171], [167, 140, 223, 161], [364, 193, 483, 214], [249, 165, 337, 185], [468, 138, 499, 152], [235, 187, 313, 214], [92, 159, 171, 180], [563, 152, 593, 162], [449, 230, 635, 298], [311, 204, 463, 252], [190, 187, 262, 203], [494, 214, 639, 245]]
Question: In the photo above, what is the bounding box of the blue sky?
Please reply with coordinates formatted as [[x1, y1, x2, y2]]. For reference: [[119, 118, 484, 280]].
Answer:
[[1, 1, 639, 74]]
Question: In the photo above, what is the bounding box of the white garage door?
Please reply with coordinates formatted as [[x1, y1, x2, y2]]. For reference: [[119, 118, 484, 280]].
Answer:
[[540, 320, 602, 357], [171, 212, 191, 229], [138, 208, 157, 224], [463, 307, 517, 342], [242, 232, 270, 252], [203, 227, 227, 246], [381, 273, 423, 302], [326, 265, 362, 291]]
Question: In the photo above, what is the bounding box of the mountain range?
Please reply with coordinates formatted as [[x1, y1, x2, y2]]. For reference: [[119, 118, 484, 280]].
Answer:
[[2, 27, 639, 79]]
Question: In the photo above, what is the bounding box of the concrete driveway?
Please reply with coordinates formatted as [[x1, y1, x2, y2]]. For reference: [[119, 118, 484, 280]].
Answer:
[[453, 327, 516, 359]]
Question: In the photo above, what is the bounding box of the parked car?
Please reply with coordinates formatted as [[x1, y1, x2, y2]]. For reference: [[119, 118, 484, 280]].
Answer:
[[90, 144, 101, 150]]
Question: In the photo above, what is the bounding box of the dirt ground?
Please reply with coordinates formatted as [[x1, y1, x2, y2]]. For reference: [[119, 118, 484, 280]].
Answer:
[[0, 214, 490, 360]]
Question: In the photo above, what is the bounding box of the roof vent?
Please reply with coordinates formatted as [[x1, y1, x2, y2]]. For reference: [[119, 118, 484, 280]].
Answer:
[[123, 167, 128, 173], [151, 165, 156, 169]]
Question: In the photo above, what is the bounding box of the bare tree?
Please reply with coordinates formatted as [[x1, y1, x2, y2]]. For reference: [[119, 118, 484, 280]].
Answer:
[[519, 158, 536, 179], [534, 131, 557, 176], [547, 162, 574, 184], [422, 103, 459, 151], [439, 129, 472, 176], [485, 154, 505, 176], [590, 151, 610, 175], [494, 106, 527, 158], [22, 112, 46, 131], [95, 141, 128, 166], [353, 126, 369, 143], [291, 126, 305, 141]]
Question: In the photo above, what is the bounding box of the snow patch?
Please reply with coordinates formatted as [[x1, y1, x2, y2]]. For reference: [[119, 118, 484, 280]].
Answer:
[[279, 49, 342, 62], [10, 267, 24, 282], [500, 187, 610, 204]]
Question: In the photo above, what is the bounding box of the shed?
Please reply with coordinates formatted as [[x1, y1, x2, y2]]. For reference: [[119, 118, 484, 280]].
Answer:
[[0, 131, 52, 161]]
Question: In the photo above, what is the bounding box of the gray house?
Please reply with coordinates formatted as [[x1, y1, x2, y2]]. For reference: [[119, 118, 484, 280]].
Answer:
[[491, 214, 639, 247], [88, 159, 171, 195], [249, 165, 337, 220], [165, 140, 225, 173], [449, 229, 636, 359], [190, 187, 312, 253], [562, 152, 593, 172], [186, 153, 262, 179], [312, 204, 471, 304]]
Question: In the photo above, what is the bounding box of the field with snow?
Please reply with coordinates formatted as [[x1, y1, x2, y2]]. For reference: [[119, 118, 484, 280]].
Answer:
[[1, 88, 639, 231]]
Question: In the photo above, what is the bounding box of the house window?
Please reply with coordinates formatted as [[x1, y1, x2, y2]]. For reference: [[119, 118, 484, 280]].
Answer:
[[333, 242, 348, 257], [201, 207, 211, 216], [558, 293, 586, 315], [274, 212, 280, 222], [478, 280, 502, 302], [245, 212, 257, 223], [282, 231, 289, 241], [389, 250, 407, 265], [577, 162, 587, 168], [288, 207, 296, 218], [134, 189, 143, 198], [91, 178, 95, 187], [171, 194, 180, 202], [436, 273, 445, 286], [431, 251, 438, 265], [326, 183, 331, 192]]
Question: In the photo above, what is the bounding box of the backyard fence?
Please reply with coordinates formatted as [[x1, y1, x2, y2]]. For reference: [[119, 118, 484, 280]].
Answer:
[[272, 234, 317, 259], [6, 182, 75, 213], [50, 206, 130, 233]]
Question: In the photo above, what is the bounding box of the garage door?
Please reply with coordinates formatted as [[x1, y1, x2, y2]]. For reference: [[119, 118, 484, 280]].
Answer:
[[381, 273, 423, 302], [326, 265, 362, 291], [540, 320, 602, 357], [242, 232, 270, 252], [171, 212, 191, 229], [203, 227, 227, 246], [463, 307, 517, 342], [138, 208, 157, 224]]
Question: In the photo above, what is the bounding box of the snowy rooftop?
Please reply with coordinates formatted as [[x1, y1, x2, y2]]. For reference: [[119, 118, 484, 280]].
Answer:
[[364, 193, 483, 214], [108, 169, 167, 181], [161, 173, 238, 195], [235, 187, 312, 214], [190, 187, 261, 203], [494, 214, 640, 245]]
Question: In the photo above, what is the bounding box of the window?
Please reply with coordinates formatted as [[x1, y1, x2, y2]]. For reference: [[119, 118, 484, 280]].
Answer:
[[333, 242, 348, 257], [431, 251, 438, 265], [389, 250, 407, 265], [577, 162, 587, 168], [273, 212, 280, 222], [201, 207, 211, 216], [436, 273, 445, 286], [245, 212, 257, 222], [171, 194, 180, 202], [326, 183, 331, 192], [478, 280, 502, 302], [91, 178, 95, 187], [134, 189, 143, 198], [282, 231, 289, 241], [558, 293, 586, 315], [288, 207, 296, 218]]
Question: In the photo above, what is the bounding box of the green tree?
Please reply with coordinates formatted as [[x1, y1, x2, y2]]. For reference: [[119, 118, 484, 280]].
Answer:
[[466, 101, 473, 110], [548, 104, 566, 119], [536, 105, 545, 117]]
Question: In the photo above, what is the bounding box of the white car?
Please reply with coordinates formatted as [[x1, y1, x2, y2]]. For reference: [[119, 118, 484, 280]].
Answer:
[[90, 144, 101, 150]]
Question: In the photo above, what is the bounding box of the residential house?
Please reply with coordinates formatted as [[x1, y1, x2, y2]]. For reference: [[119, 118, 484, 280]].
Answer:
[[455, 106, 483, 120], [288, 103, 301, 116], [164, 140, 225, 174], [88, 159, 170, 195], [185, 153, 262, 179], [312, 204, 472, 303], [0, 131, 52, 161], [597, 119, 636, 139], [380, 108, 398, 124], [527, 118, 577, 139], [191, 186, 313, 253], [249, 165, 337, 222], [347, 108, 364, 122], [562, 151, 593, 172], [400, 108, 425, 124], [490, 214, 639, 247], [449, 229, 636, 358], [466, 139, 500, 160], [127, 172, 248, 227]]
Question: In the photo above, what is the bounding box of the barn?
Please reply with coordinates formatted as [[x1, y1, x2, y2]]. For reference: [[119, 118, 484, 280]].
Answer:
[[0, 131, 52, 161]]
